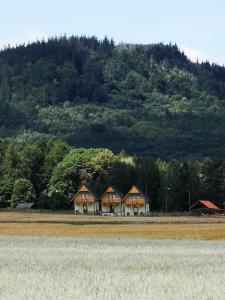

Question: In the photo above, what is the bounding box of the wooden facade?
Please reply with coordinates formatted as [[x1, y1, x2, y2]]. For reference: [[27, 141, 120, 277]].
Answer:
[[123, 186, 149, 216], [100, 186, 123, 215], [72, 184, 149, 216], [72, 184, 99, 214]]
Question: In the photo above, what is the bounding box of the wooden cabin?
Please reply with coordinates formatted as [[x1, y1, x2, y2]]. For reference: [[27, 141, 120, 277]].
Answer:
[[123, 185, 149, 216], [191, 200, 220, 215], [100, 186, 122, 215], [72, 184, 99, 214]]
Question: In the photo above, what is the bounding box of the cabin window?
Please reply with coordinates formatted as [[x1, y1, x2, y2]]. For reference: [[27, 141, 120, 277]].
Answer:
[[132, 195, 140, 200], [133, 207, 138, 216], [108, 193, 115, 199], [81, 193, 88, 199]]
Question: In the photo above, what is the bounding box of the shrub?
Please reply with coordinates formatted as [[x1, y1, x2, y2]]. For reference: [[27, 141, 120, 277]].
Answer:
[[11, 178, 34, 208]]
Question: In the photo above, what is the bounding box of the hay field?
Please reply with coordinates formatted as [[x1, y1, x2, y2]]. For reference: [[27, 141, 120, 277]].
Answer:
[[1, 223, 225, 239], [0, 212, 225, 239], [1, 211, 225, 224], [0, 237, 224, 300]]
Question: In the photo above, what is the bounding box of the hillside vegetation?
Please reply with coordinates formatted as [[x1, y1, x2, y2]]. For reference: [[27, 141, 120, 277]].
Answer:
[[1, 36, 225, 159]]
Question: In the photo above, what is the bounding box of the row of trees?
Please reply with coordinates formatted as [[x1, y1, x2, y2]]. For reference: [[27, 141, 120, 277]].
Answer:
[[0, 139, 225, 211]]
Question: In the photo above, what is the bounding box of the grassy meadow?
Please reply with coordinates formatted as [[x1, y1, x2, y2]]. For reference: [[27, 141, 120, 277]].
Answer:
[[0, 237, 225, 300]]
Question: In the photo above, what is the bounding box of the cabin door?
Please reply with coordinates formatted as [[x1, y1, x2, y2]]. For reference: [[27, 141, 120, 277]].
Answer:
[[110, 205, 114, 213], [83, 204, 88, 214], [133, 207, 138, 216]]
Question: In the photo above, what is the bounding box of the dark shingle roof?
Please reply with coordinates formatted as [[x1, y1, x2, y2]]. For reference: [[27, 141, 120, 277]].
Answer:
[[14, 202, 35, 209], [100, 185, 123, 200], [73, 183, 99, 201]]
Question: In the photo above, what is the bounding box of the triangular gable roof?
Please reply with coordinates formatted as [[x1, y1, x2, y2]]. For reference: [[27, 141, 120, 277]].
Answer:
[[106, 186, 115, 193], [15, 202, 35, 209], [100, 185, 122, 200], [191, 200, 219, 210], [129, 186, 141, 194], [123, 185, 146, 201], [79, 185, 89, 192], [72, 184, 98, 201]]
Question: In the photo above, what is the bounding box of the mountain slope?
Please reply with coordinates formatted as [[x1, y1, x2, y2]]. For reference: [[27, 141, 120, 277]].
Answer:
[[1, 36, 225, 159]]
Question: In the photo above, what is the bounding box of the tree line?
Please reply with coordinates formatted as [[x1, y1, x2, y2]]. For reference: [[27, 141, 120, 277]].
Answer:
[[0, 139, 225, 211]]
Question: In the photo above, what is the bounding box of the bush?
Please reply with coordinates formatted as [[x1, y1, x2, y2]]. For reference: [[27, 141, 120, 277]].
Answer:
[[51, 191, 71, 210], [11, 178, 34, 208], [38, 193, 52, 209], [38, 191, 71, 210]]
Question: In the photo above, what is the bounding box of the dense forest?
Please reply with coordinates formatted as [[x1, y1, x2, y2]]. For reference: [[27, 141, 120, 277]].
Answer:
[[1, 36, 225, 159], [0, 139, 225, 211]]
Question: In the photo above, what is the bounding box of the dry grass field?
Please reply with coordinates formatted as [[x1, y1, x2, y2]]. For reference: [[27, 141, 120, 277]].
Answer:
[[0, 237, 225, 299], [0, 212, 225, 239], [0, 213, 225, 299], [0, 211, 225, 224], [1, 223, 225, 239]]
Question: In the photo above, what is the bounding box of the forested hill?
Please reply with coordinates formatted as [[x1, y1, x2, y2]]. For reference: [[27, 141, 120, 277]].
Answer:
[[1, 35, 225, 159]]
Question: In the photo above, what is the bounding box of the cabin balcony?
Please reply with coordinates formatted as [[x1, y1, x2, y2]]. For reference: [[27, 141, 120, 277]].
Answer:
[[101, 198, 121, 206], [124, 199, 145, 207], [74, 197, 95, 206]]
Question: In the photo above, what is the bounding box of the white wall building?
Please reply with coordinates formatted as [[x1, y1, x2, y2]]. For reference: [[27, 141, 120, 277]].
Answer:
[[72, 184, 99, 214], [123, 186, 149, 216], [100, 186, 123, 215]]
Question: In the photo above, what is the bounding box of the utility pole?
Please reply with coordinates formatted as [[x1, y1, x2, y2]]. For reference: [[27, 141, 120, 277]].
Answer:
[[188, 191, 191, 214], [165, 187, 170, 215], [166, 191, 168, 215], [145, 173, 148, 215]]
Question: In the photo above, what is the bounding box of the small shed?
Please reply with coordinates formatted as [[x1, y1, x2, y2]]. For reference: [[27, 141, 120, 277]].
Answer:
[[191, 200, 220, 215], [14, 202, 35, 210]]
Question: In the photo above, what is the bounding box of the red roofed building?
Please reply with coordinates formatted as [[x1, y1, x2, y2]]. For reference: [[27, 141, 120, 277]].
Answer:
[[191, 200, 220, 214]]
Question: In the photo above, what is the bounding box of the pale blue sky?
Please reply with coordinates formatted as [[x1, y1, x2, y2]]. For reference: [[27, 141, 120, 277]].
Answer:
[[0, 0, 224, 65]]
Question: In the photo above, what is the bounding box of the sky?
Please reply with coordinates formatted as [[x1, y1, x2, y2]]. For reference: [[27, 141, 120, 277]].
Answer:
[[0, 0, 224, 65]]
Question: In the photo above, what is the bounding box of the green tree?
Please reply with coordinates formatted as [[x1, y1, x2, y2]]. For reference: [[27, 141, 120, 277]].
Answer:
[[93, 160, 138, 195], [49, 148, 117, 197], [135, 158, 161, 210], [38, 191, 70, 210], [11, 178, 34, 208]]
